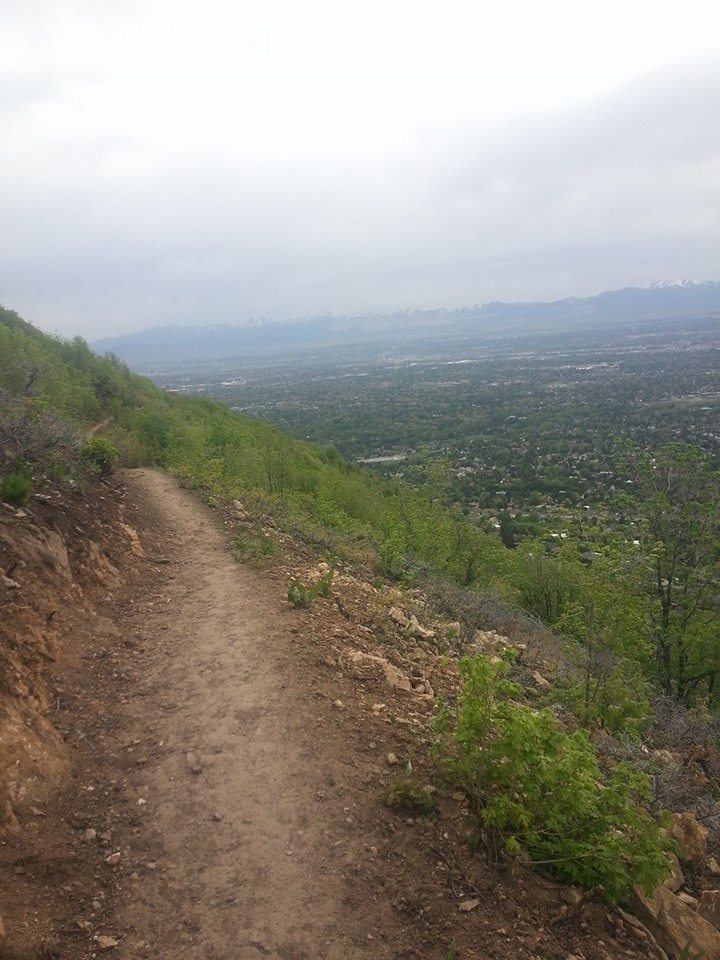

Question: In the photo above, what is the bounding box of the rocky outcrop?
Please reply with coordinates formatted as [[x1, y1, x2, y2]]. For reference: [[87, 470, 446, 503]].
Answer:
[[634, 883, 720, 958], [700, 889, 720, 930], [670, 811, 708, 870]]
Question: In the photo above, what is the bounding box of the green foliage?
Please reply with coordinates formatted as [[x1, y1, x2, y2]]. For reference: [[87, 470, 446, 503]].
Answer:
[[434, 655, 670, 903], [552, 666, 652, 740], [82, 435, 118, 475], [287, 569, 333, 608], [3, 307, 719, 719], [511, 538, 653, 734], [1, 470, 31, 505], [616, 440, 720, 705], [231, 526, 276, 565], [384, 773, 436, 816], [315, 568, 333, 598], [678, 947, 704, 960]]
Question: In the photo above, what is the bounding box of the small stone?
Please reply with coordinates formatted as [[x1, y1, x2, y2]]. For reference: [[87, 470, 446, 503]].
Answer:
[[532, 670, 551, 690], [459, 899, 480, 912], [333, 700, 343, 709], [386, 753, 398, 766], [561, 888, 583, 906], [95, 935, 119, 950], [212, 813, 223, 822], [84, 828, 97, 841], [389, 607, 409, 628], [104, 852, 121, 865], [186, 751, 203, 774]]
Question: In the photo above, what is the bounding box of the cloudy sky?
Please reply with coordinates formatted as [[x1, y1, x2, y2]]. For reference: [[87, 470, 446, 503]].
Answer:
[[2, 0, 719, 338]]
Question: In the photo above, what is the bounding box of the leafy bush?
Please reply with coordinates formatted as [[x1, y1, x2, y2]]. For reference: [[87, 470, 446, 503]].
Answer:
[[1, 470, 31, 505], [232, 526, 276, 565], [553, 663, 652, 739], [434, 654, 670, 903], [82, 435, 118, 475], [287, 569, 334, 608]]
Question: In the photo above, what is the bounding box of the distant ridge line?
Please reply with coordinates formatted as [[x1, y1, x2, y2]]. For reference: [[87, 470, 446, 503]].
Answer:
[[91, 280, 720, 365]]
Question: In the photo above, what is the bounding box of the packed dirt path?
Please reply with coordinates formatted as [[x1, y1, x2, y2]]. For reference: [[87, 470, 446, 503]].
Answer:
[[106, 468, 409, 960]]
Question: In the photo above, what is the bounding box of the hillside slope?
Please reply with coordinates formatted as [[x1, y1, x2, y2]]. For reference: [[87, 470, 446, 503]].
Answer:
[[0, 466, 672, 960], [3, 306, 720, 958]]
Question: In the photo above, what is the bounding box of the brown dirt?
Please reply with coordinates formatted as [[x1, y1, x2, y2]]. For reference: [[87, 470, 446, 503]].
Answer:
[[1, 468, 662, 959]]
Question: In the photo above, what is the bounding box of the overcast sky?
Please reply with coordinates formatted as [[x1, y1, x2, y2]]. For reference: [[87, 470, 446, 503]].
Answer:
[[2, 0, 719, 339]]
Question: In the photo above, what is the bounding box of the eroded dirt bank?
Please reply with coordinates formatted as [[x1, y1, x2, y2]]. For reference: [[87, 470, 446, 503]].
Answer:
[[2, 469, 665, 960]]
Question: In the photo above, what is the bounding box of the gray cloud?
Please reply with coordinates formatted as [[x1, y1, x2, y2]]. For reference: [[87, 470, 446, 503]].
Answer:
[[1, 55, 718, 338]]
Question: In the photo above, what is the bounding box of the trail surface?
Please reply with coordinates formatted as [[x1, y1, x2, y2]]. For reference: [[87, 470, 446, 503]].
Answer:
[[112, 469, 402, 959]]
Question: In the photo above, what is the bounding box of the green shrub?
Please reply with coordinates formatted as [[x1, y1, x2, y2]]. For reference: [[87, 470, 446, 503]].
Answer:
[[232, 526, 276, 565], [1, 471, 31, 505], [82, 435, 118, 475], [434, 654, 670, 903], [384, 774, 436, 816], [287, 578, 311, 607], [287, 569, 334, 608]]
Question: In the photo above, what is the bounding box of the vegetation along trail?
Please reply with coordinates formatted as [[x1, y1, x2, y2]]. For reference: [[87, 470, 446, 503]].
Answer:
[[101, 468, 406, 959]]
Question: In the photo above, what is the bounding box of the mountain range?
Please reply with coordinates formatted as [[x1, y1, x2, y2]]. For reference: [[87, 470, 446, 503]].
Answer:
[[92, 280, 720, 366]]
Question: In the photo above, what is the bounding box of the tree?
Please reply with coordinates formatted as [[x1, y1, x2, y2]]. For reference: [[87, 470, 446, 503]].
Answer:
[[618, 441, 720, 703]]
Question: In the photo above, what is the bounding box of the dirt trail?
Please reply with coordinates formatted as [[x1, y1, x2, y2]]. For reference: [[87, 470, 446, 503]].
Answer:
[[108, 469, 406, 959]]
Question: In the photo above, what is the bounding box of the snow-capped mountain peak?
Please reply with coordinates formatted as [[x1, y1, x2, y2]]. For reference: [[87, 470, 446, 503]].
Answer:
[[649, 279, 713, 289]]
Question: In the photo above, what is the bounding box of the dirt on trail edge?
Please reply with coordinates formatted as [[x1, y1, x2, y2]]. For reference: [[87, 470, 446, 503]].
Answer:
[[1, 468, 658, 960]]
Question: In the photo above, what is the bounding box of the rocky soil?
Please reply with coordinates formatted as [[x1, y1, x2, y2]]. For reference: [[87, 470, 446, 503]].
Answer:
[[1, 468, 719, 959]]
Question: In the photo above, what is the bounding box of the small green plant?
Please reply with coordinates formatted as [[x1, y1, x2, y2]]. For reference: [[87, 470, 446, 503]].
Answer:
[[287, 569, 334, 608], [1, 471, 30, 505], [679, 948, 704, 960], [288, 578, 312, 608], [446, 942, 459, 960], [232, 527, 276, 565], [315, 569, 333, 598], [433, 654, 670, 903], [82, 435, 118, 476], [384, 773, 436, 816], [47, 462, 72, 482]]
